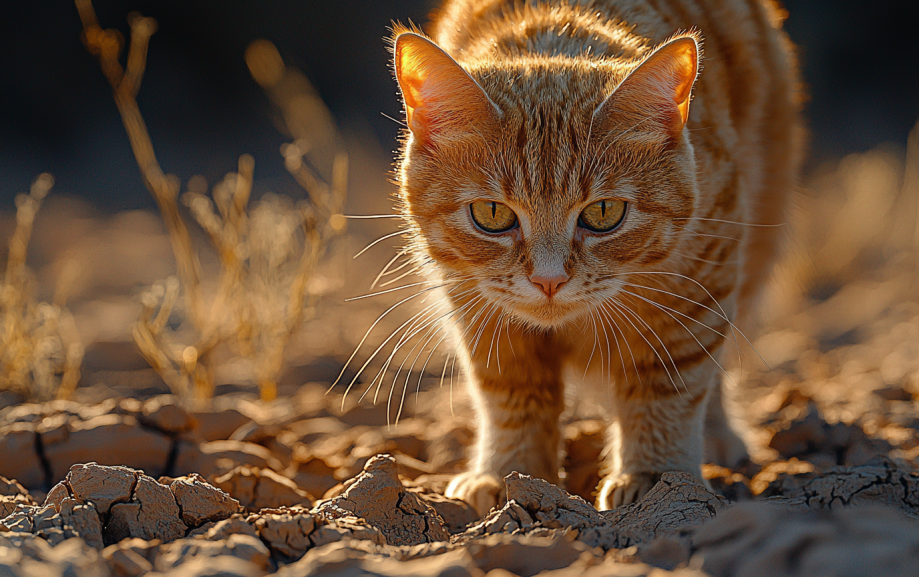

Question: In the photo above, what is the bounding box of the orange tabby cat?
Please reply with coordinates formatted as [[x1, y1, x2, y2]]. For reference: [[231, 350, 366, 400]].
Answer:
[[390, 0, 802, 513]]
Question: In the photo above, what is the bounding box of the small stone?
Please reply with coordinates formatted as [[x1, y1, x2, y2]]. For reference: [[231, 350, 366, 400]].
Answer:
[[313, 454, 449, 546], [169, 473, 240, 528]]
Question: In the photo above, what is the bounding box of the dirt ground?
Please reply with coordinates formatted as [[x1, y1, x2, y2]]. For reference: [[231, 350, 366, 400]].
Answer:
[[1, 128, 918, 575]]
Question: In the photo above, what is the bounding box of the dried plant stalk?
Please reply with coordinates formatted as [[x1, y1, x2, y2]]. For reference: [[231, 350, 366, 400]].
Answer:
[[1, 175, 84, 401], [78, 1, 346, 402]]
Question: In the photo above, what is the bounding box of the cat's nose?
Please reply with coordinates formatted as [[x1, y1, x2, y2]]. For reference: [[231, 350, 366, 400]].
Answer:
[[529, 273, 569, 297]]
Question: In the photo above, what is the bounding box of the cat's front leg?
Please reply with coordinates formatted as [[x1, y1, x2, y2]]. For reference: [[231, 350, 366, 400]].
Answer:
[[596, 363, 714, 510], [445, 329, 566, 516]]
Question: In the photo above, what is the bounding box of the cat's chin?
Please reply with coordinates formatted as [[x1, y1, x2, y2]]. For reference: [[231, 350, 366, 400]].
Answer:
[[505, 301, 587, 330]]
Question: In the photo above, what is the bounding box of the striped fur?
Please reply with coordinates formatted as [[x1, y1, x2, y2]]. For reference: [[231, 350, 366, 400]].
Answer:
[[392, 0, 803, 513]]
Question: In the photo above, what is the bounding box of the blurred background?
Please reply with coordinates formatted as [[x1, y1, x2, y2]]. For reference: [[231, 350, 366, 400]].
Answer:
[[1, 0, 918, 209], [1, 0, 918, 406]]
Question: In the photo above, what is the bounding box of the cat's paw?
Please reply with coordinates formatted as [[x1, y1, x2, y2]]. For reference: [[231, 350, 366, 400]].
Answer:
[[445, 472, 504, 517], [596, 472, 662, 510]]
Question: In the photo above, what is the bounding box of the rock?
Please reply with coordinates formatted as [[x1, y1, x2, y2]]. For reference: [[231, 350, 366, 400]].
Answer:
[[213, 466, 312, 512], [155, 534, 272, 572], [0, 500, 103, 549], [140, 397, 196, 434], [101, 536, 162, 575], [411, 490, 478, 534], [273, 541, 481, 577], [191, 408, 252, 442], [169, 473, 240, 528], [702, 464, 752, 502], [106, 474, 187, 543], [66, 463, 136, 513], [749, 459, 817, 496], [173, 440, 221, 478], [192, 516, 257, 540], [462, 472, 605, 542], [0, 475, 37, 517], [460, 500, 536, 538], [157, 555, 266, 577], [307, 515, 385, 549], [43, 415, 172, 482], [767, 404, 893, 468], [0, 422, 44, 487], [0, 535, 110, 576], [464, 533, 589, 577], [200, 440, 284, 472], [246, 507, 386, 561], [506, 472, 605, 530], [59, 498, 105, 549], [313, 454, 449, 546], [290, 451, 339, 498], [250, 507, 317, 559], [769, 458, 919, 516], [103, 545, 154, 577], [581, 472, 728, 550], [689, 502, 919, 577]]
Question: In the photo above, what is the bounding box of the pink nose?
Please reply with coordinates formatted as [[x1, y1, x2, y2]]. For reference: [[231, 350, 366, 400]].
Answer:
[[529, 274, 569, 298]]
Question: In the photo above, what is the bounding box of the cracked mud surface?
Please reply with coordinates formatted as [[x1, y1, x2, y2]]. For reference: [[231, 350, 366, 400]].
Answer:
[[0, 378, 917, 576]]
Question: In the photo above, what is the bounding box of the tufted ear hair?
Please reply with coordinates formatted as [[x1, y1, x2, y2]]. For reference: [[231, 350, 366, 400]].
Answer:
[[592, 35, 700, 147], [393, 32, 501, 149]]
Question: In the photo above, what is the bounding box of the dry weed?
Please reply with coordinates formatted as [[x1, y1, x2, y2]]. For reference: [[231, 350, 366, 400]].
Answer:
[[77, 1, 346, 402], [0, 175, 84, 401]]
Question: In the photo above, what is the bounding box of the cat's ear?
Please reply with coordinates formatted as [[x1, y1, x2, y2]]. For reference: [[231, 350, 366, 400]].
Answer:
[[394, 32, 501, 148], [593, 35, 699, 145]]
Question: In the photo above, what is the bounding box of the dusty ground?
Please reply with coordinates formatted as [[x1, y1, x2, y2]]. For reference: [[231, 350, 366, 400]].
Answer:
[[1, 129, 918, 575]]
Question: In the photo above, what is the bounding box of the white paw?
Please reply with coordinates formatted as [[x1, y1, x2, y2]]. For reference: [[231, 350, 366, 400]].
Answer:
[[596, 472, 662, 510], [445, 471, 504, 517]]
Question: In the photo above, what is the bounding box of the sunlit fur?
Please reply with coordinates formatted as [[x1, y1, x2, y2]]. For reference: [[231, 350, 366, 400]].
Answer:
[[391, 0, 802, 513]]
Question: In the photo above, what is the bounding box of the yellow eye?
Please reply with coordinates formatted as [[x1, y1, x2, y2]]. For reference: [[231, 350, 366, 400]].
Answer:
[[578, 199, 626, 233], [470, 201, 518, 233]]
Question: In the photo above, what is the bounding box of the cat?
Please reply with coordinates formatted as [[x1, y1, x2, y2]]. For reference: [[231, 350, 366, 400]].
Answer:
[[389, 0, 802, 514]]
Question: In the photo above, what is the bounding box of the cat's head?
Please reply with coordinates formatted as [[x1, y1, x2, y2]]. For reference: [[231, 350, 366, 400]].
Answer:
[[393, 30, 701, 329]]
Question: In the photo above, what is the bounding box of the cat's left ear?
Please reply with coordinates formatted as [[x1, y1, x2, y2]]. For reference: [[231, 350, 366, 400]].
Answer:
[[593, 35, 700, 145]]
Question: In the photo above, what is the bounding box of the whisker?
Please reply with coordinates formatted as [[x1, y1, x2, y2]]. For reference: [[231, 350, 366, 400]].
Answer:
[[608, 300, 681, 394], [353, 230, 405, 259], [599, 304, 642, 387], [620, 288, 734, 386], [344, 214, 403, 219], [615, 295, 687, 392], [615, 271, 767, 368], [619, 284, 730, 339], [583, 312, 599, 382], [371, 250, 407, 290], [330, 284, 446, 397], [353, 281, 476, 405], [381, 111, 407, 127], [366, 287, 481, 405], [674, 217, 786, 228], [348, 296, 452, 407], [686, 233, 740, 242], [380, 264, 427, 288], [346, 280, 445, 302]]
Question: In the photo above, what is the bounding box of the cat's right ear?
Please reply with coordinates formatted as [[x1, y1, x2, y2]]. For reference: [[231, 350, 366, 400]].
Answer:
[[394, 32, 500, 149]]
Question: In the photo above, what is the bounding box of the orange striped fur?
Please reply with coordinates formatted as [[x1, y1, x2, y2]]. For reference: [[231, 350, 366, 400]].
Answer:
[[391, 0, 803, 513]]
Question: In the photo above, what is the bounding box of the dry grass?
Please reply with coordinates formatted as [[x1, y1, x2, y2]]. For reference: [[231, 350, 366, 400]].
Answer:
[[76, 1, 346, 402], [0, 175, 84, 401]]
